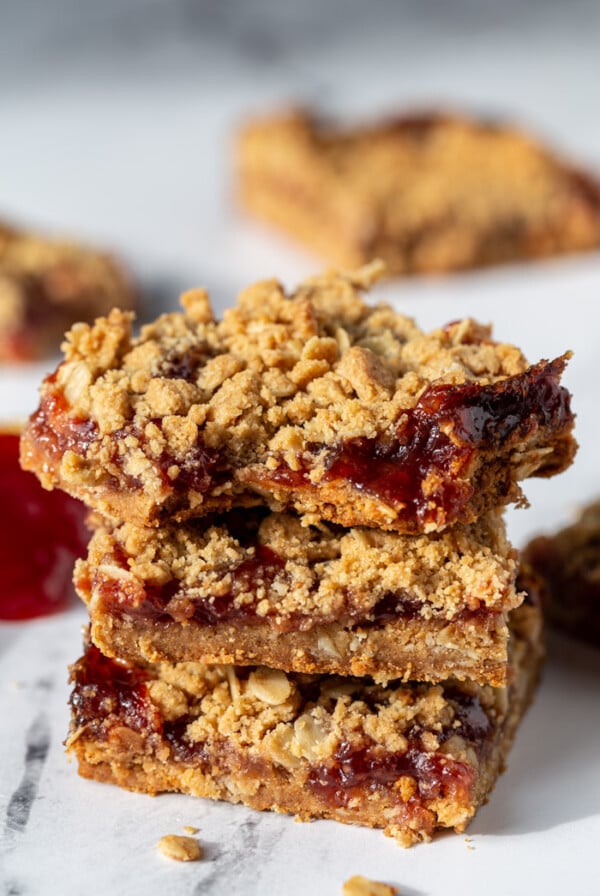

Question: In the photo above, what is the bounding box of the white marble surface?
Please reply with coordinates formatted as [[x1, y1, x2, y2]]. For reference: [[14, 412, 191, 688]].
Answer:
[[1, 2, 600, 894]]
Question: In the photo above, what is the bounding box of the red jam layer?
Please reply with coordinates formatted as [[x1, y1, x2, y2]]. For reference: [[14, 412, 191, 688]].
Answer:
[[1, 431, 88, 620], [24, 354, 571, 529], [260, 356, 572, 526], [25, 379, 221, 497], [307, 691, 490, 808], [22, 380, 98, 468], [156, 442, 219, 495], [70, 643, 160, 739], [71, 644, 209, 767], [307, 740, 477, 808], [92, 544, 496, 632]]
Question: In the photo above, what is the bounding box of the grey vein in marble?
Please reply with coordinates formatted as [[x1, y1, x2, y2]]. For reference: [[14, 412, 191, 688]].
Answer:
[[4, 713, 51, 838]]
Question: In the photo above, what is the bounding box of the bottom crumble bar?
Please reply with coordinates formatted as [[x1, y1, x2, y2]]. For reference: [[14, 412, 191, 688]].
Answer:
[[67, 599, 542, 847]]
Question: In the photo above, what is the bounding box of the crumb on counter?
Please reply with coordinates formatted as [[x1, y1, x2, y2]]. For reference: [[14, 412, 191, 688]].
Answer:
[[157, 834, 202, 862], [342, 875, 398, 896]]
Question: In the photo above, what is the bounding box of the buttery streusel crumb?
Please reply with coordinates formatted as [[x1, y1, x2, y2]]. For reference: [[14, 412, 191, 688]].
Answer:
[[157, 834, 202, 862], [77, 509, 521, 685], [21, 266, 575, 533], [238, 109, 600, 274], [342, 876, 398, 896], [0, 220, 136, 361], [67, 599, 544, 848]]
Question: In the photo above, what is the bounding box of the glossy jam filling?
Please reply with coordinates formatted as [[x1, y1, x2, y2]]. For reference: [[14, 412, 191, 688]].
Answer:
[[156, 441, 219, 494], [26, 355, 571, 526], [23, 382, 98, 467], [92, 544, 496, 632], [0, 431, 88, 620], [260, 356, 572, 525], [71, 644, 210, 764], [307, 740, 477, 808], [27, 381, 221, 497], [308, 690, 490, 808], [70, 643, 159, 738]]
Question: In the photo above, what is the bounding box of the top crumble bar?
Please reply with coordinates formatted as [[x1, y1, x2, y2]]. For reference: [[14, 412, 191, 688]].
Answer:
[[237, 109, 600, 274], [20, 264, 576, 532]]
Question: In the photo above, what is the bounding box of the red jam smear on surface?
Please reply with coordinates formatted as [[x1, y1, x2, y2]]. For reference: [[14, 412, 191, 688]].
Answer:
[[264, 357, 572, 526], [70, 643, 159, 738], [0, 431, 88, 621]]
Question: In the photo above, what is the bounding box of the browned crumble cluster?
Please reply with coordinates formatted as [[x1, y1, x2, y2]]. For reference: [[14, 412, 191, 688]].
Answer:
[[0, 220, 136, 361], [20, 265, 569, 845], [237, 109, 600, 274]]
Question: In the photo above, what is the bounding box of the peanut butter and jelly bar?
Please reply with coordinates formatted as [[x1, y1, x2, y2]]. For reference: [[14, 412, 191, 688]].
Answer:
[[0, 220, 136, 361], [21, 266, 575, 533], [523, 499, 600, 646], [237, 110, 600, 274], [67, 597, 543, 848], [76, 510, 520, 686]]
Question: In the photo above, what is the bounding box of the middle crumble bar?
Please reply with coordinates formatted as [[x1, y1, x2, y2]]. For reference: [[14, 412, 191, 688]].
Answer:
[[75, 509, 521, 686], [21, 265, 575, 534]]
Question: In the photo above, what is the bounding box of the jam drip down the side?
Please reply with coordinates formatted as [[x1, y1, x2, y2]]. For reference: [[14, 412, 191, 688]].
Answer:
[[261, 355, 573, 527], [91, 544, 498, 632]]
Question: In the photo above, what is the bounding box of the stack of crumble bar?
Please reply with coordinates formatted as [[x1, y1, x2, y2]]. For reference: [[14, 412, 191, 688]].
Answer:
[[21, 264, 575, 846]]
